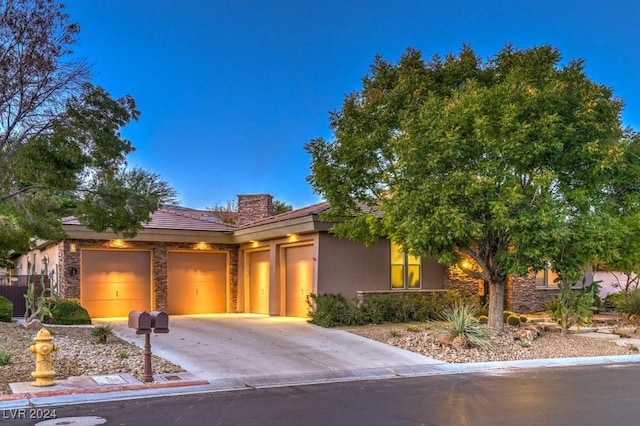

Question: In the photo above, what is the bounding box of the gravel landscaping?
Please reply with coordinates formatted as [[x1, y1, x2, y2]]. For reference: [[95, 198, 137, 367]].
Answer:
[[339, 317, 640, 364], [0, 321, 183, 395]]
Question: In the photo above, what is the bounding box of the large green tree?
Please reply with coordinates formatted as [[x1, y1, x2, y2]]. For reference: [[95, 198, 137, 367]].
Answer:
[[0, 0, 175, 258], [306, 45, 640, 330]]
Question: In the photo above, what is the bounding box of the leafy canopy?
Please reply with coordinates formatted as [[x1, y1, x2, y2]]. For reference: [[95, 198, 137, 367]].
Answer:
[[307, 44, 640, 328], [0, 0, 175, 256]]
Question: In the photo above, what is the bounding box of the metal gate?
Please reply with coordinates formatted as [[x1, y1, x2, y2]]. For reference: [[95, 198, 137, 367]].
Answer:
[[0, 276, 46, 317]]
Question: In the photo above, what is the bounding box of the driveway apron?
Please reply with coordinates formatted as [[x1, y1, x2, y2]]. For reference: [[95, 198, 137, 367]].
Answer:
[[102, 314, 442, 383]]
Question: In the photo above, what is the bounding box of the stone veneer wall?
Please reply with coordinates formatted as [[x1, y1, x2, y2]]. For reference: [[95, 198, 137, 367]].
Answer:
[[59, 239, 239, 312], [445, 262, 558, 312], [445, 264, 481, 298], [509, 272, 560, 313], [237, 194, 274, 227]]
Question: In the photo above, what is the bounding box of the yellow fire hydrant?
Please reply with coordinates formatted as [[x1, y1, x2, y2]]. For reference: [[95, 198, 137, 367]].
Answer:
[[29, 328, 58, 387]]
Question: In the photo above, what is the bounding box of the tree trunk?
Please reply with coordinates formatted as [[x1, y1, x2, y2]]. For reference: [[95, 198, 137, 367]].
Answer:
[[487, 280, 505, 331]]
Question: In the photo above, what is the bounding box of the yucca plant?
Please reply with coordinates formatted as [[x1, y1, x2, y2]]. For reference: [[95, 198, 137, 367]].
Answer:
[[438, 303, 491, 349]]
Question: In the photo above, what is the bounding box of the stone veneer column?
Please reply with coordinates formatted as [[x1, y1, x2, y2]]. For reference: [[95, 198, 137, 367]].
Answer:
[[59, 240, 81, 300], [153, 246, 168, 310]]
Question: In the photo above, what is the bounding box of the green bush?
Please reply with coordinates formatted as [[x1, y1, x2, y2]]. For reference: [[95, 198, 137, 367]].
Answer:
[[0, 296, 13, 322], [502, 310, 516, 323], [613, 289, 640, 316], [91, 324, 113, 344], [307, 290, 477, 327], [476, 304, 489, 317], [307, 293, 357, 327], [549, 281, 599, 331], [48, 299, 91, 325], [478, 315, 488, 324], [438, 303, 491, 349], [506, 314, 521, 326], [519, 315, 528, 323], [0, 348, 12, 366]]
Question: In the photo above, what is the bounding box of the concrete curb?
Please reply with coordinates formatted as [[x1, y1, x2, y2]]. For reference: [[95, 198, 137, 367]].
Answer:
[[1, 354, 638, 410]]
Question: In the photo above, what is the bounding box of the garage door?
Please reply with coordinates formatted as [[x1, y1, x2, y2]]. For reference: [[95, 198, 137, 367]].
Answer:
[[167, 252, 227, 315], [81, 250, 151, 318], [285, 245, 314, 317], [249, 250, 270, 314]]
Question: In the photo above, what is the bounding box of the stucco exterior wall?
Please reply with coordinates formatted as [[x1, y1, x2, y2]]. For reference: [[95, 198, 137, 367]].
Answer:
[[56, 239, 238, 312], [317, 233, 390, 297], [317, 233, 446, 297]]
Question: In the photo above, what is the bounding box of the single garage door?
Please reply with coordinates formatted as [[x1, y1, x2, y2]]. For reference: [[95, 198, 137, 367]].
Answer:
[[249, 250, 270, 314], [285, 245, 314, 317], [167, 251, 227, 315], [81, 250, 151, 318]]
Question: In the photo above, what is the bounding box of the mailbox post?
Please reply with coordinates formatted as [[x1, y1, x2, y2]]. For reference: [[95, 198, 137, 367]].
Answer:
[[128, 310, 169, 383]]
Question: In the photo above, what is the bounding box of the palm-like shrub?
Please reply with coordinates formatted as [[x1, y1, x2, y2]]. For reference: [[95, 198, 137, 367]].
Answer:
[[438, 303, 491, 349]]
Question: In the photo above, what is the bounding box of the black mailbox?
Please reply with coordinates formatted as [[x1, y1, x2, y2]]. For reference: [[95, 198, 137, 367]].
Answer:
[[149, 310, 169, 333], [128, 310, 152, 335]]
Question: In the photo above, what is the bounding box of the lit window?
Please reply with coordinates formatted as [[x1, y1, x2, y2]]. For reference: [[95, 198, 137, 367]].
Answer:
[[390, 241, 421, 289], [536, 265, 592, 287]]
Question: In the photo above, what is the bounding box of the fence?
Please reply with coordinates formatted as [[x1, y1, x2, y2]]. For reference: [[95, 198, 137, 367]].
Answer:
[[0, 275, 47, 317]]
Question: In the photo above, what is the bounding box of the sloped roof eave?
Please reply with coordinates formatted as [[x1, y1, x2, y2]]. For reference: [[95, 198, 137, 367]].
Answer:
[[62, 224, 235, 244]]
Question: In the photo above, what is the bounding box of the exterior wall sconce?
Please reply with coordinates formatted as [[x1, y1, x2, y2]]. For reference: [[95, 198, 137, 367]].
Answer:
[[107, 239, 128, 248]]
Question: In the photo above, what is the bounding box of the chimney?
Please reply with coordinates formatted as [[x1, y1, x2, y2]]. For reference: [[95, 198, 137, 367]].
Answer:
[[237, 194, 274, 227]]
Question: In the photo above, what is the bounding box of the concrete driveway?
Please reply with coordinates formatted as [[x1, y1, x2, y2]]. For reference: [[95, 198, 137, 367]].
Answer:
[[103, 314, 442, 386]]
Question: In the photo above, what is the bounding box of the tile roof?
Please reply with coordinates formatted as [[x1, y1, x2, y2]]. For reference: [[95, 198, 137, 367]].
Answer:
[[62, 207, 236, 233]]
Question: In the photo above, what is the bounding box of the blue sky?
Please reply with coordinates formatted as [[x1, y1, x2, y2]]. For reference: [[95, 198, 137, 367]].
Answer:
[[64, 0, 640, 210]]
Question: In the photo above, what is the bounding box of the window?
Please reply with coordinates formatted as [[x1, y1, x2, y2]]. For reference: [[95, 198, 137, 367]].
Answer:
[[390, 241, 421, 289], [536, 265, 592, 287]]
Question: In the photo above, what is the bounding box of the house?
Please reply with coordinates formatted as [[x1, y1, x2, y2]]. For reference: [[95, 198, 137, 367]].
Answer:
[[11, 194, 567, 318]]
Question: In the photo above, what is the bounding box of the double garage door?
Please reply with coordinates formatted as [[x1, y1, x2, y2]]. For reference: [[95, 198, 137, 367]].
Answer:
[[80, 250, 227, 318], [247, 245, 314, 317]]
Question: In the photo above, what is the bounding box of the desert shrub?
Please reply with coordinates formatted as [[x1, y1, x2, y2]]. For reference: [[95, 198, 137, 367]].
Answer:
[[506, 314, 521, 326], [438, 303, 491, 349], [406, 325, 422, 332], [307, 293, 358, 327], [48, 299, 91, 325], [91, 324, 113, 344], [519, 316, 528, 323], [308, 290, 477, 327], [613, 288, 640, 316], [549, 281, 599, 331], [0, 296, 13, 322], [360, 294, 401, 324], [0, 348, 12, 365], [503, 310, 516, 323], [475, 304, 489, 317], [477, 315, 488, 324]]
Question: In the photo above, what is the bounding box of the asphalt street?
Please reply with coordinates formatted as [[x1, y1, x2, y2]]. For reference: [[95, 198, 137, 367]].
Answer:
[[9, 362, 640, 426]]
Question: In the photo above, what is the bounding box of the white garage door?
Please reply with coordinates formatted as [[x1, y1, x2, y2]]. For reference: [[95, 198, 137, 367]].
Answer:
[[81, 250, 151, 318], [285, 245, 314, 317], [249, 250, 270, 314], [167, 251, 227, 314]]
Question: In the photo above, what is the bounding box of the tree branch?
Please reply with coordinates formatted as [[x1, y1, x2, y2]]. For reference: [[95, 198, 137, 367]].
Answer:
[[1, 185, 48, 201]]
